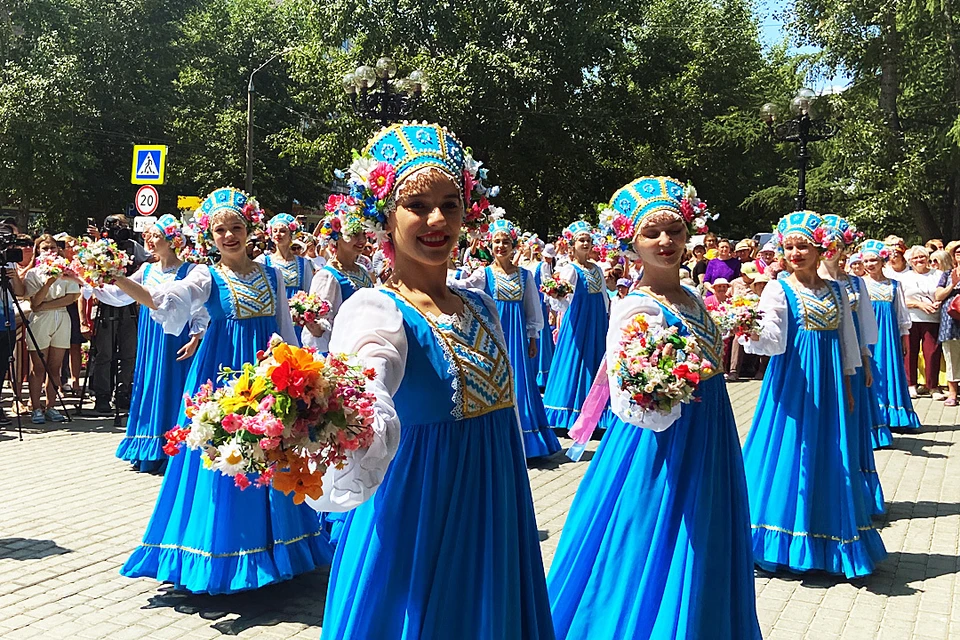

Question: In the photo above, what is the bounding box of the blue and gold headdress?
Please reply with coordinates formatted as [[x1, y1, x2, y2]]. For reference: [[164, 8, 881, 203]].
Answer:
[[563, 220, 594, 241], [269, 212, 300, 235], [597, 176, 714, 253], [859, 239, 890, 260], [488, 218, 519, 243], [774, 210, 837, 257], [152, 213, 184, 250], [189, 187, 264, 257], [340, 122, 499, 240]]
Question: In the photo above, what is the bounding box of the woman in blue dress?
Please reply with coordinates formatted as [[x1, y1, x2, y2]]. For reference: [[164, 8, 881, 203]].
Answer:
[[532, 245, 555, 388], [742, 211, 886, 578], [861, 239, 922, 429], [456, 218, 560, 458], [308, 122, 553, 639], [257, 212, 314, 298], [89, 215, 206, 473], [548, 177, 759, 640], [112, 188, 331, 594], [542, 221, 611, 430], [303, 194, 374, 354], [818, 215, 885, 515]]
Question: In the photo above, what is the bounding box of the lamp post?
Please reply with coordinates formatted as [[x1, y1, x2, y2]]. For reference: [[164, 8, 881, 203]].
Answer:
[[246, 47, 294, 194], [342, 56, 426, 126], [760, 88, 837, 211]]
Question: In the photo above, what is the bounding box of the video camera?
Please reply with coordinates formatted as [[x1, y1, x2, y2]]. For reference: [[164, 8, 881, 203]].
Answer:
[[0, 224, 31, 264]]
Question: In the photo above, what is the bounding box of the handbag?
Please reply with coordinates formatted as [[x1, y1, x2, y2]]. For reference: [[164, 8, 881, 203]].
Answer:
[[948, 294, 960, 321]]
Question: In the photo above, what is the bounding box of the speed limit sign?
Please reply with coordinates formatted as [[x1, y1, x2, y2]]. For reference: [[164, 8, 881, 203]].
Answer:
[[135, 185, 159, 216]]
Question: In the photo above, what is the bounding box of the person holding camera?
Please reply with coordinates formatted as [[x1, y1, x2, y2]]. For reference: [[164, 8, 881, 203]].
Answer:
[[85, 214, 146, 413], [24, 235, 80, 424]]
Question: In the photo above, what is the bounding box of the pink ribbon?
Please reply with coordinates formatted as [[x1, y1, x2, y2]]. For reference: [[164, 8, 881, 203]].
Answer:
[[566, 359, 610, 461]]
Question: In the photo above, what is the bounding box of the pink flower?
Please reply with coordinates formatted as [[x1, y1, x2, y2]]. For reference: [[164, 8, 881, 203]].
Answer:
[[330, 217, 342, 232], [263, 416, 284, 437], [256, 466, 275, 487], [222, 413, 243, 434], [259, 395, 275, 412], [463, 170, 477, 196], [612, 215, 634, 240], [234, 473, 251, 490], [368, 163, 396, 200], [843, 229, 854, 243], [260, 437, 280, 451], [813, 227, 826, 243], [303, 311, 316, 323]]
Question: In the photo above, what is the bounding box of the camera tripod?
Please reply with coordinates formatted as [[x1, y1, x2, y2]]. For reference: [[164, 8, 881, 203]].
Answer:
[[76, 301, 135, 429], [0, 266, 73, 440]]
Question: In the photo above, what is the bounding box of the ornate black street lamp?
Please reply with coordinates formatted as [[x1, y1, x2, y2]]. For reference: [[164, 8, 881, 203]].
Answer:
[[342, 56, 426, 126], [760, 88, 837, 211]]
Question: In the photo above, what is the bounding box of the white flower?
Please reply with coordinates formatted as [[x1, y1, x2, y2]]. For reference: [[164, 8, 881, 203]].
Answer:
[[185, 421, 214, 449], [214, 440, 247, 476], [195, 401, 221, 426], [464, 154, 481, 176], [693, 217, 706, 229], [598, 207, 616, 229], [349, 156, 377, 183], [488, 205, 506, 221]]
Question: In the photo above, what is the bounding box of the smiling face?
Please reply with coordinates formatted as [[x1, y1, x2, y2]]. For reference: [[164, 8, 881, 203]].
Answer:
[[862, 255, 884, 276], [632, 216, 687, 271], [270, 224, 292, 250], [491, 232, 515, 260], [386, 169, 464, 270], [782, 236, 819, 273], [211, 213, 249, 259], [142, 228, 171, 257], [335, 230, 367, 263], [571, 233, 593, 262], [37, 239, 59, 258], [909, 252, 930, 273]]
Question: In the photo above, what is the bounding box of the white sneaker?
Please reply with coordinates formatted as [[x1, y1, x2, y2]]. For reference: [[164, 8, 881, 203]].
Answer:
[[909, 386, 918, 399]]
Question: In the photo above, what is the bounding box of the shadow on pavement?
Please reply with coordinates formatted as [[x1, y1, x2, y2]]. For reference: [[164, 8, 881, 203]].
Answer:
[[0, 415, 127, 437], [875, 500, 960, 529], [527, 449, 594, 470], [887, 435, 953, 459], [142, 567, 330, 635], [0, 538, 71, 560]]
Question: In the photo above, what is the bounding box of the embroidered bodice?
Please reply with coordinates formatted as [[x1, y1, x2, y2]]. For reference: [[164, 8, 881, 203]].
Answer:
[[264, 254, 304, 292], [489, 267, 524, 302], [838, 276, 862, 314], [785, 280, 841, 331], [212, 264, 277, 320], [866, 278, 894, 303], [577, 264, 605, 295], [329, 263, 374, 293], [387, 288, 514, 421], [143, 262, 187, 288]]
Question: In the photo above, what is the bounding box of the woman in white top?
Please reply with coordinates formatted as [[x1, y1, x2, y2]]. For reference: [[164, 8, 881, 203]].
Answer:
[[24, 234, 80, 423], [900, 245, 943, 398]]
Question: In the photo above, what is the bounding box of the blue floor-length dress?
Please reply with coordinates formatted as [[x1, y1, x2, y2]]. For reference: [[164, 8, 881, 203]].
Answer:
[[543, 263, 612, 430], [743, 279, 887, 578], [867, 278, 921, 429], [114, 262, 202, 473], [315, 286, 554, 639], [260, 253, 313, 343], [533, 262, 555, 388], [839, 275, 885, 515], [548, 288, 761, 640], [120, 263, 332, 594], [481, 266, 561, 458]]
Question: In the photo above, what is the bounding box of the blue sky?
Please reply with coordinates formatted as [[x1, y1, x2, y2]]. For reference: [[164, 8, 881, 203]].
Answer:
[[755, 0, 851, 92]]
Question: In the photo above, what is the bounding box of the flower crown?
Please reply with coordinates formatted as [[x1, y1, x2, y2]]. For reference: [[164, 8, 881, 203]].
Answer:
[[563, 220, 594, 242], [189, 187, 264, 257], [821, 214, 864, 251], [317, 194, 366, 248], [338, 122, 500, 241]]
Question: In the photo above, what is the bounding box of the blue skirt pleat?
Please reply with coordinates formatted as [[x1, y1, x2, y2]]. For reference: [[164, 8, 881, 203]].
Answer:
[[743, 330, 886, 578], [536, 299, 554, 389], [121, 315, 332, 594], [321, 408, 554, 640], [870, 301, 921, 428], [496, 299, 560, 458], [852, 366, 885, 516], [543, 294, 612, 430], [547, 376, 760, 640], [116, 308, 193, 472]]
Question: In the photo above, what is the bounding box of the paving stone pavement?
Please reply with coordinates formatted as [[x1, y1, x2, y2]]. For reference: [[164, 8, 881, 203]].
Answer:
[[1, 381, 958, 639]]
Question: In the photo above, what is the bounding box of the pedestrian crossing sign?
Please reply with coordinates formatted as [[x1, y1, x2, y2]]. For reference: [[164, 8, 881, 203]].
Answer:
[[131, 145, 167, 185]]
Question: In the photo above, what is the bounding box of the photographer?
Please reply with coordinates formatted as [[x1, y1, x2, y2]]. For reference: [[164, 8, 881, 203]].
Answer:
[[0, 227, 26, 425], [85, 214, 146, 413], [24, 235, 79, 423]]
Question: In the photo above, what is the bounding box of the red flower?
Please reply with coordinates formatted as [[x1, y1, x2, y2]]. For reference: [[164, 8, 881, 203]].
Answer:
[[234, 473, 251, 490]]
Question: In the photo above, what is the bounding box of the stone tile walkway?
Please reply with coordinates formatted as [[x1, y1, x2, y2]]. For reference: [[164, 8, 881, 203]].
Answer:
[[1, 381, 957, 639]]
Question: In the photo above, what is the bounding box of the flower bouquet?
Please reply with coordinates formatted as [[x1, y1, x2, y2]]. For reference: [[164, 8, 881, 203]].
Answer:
[[35, 254, 71, 279], [289, 291, 332, 328], [539, 274, 573, 299], [709, 296, 763, 338], [612, 314, 713, 419], [71, 238, 132, 287], [163, 336, 377, 505]]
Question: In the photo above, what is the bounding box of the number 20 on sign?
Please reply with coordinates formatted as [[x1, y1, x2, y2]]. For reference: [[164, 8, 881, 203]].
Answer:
[[135, 185, 159, 216]]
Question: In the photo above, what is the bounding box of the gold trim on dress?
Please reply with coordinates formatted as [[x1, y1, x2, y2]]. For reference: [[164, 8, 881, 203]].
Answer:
[[751, 522, 877, 545], [137, 530, 327, 559]]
